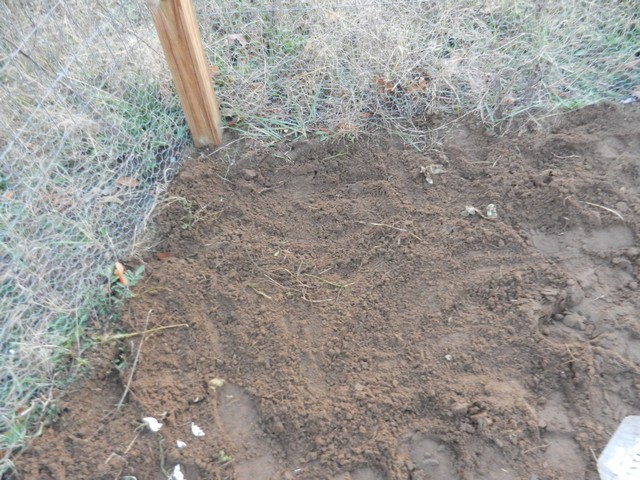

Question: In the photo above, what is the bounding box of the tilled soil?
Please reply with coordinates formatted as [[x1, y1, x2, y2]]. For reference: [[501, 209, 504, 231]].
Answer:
[[14, 104, 640, 480]]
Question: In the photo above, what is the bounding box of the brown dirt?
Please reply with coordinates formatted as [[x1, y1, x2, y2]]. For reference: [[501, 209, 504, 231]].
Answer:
[[13, 103, 640, 480]]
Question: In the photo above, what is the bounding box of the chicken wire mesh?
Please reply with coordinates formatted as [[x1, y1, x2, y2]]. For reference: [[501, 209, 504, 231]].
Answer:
[[197, 0, 638, 141], [0, 0, 638, 472], [0, 0, 188, 468]]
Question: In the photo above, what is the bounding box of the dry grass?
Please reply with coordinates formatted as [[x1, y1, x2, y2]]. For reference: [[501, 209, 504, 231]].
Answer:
[[0, 0, 638, 474], [200, 0, 638, 144]]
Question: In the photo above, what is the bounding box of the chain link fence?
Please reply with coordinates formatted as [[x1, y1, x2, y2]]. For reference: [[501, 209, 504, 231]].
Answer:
[[1, 0, 638, 473]]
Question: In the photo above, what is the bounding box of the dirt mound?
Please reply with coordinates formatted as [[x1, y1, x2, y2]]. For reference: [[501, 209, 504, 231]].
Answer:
[[14, 104, 640, 479]]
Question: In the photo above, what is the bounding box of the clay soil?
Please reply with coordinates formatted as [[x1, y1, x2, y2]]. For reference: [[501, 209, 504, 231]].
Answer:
[[13, 104, 640, 480]]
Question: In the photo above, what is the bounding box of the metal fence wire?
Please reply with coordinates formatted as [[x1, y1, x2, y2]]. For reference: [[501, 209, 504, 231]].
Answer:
[[0, 0, 187, 468], [1, 0, 638, 472]]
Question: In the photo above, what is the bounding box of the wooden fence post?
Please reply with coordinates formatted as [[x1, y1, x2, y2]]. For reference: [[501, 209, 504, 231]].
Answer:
[[148, 0, 222, 147]]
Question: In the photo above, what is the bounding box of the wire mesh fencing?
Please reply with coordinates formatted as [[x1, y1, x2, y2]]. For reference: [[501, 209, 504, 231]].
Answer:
[[0, 0, 188, 469], [198, 0, 639, 142], [1, 0, 638, 473]]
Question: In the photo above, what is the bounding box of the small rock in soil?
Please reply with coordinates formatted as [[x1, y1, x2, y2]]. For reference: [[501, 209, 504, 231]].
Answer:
[[562, 313, 585, 330], [242, 168, 258, 180], [565, 283, 585, 308]]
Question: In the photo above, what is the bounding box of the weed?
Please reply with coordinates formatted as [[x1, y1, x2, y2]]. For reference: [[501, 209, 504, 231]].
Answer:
[[179, 198, 214, 230], [95, 263, 145, 320], [217, 449, 233, 465], [158, 437, 168, 477], [113, 341, 129, 372]]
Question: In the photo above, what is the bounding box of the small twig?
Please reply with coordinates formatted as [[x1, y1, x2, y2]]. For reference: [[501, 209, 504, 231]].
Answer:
[[158, 438, 169, 477], [258, 181, 285, 194], [138, 286, 172, 296], [565, 344, 579, 362], [302, 273, 354, 289], [296, 260, 304, 281], [322, 152, 349, 161], [522, 443, 550, 454], [580, 201, 624, 221], [250, 286, 272, 300], [263, 272, 292, 290], [217, 174, 235, 185], [358, 221, 422, 241], [561, 343, 585, 367], [104, 452, 128, 478], [96, 323, 189, 344], [124, 432, 141, 454], [279, 266, 308, 288], [301, 291, 334, 303], [382, 262, 407, 279], [245, 247, 296, 291], [117, 310, 152, 410]]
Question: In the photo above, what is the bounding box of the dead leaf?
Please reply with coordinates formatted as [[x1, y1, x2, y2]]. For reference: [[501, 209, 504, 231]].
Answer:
[[3, 191, 15, 200], [116, 177, 139, 188], [375, 78, 399, 95], [540, 288, 559, 296], [208, 65, 220, 78], [420, 165, 446, 185], [385, 81, 394, 94], [44, 193, 73, 211], [156, 252, 175, 261], [114, 262, 128, 285], [227, 34, 248, 46], [500, 94, 517, 106], [359, 112, 374, 119], [406, 77, 428, 94]]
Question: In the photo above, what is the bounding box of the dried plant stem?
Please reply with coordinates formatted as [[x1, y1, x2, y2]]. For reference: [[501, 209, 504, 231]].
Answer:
[[580, 201, 624, 221], [117, 310, 152, 410], [97, 323, 189, 344]]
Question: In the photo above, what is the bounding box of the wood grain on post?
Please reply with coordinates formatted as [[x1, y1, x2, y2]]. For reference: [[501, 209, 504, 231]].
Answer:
[[148, 0, 222, 146]]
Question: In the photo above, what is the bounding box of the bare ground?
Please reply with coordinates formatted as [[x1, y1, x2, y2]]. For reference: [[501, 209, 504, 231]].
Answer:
[[13, 103, 640, 480]]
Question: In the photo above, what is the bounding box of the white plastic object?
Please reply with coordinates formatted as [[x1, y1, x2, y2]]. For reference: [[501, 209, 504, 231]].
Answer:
[[169, 464, 185, 480], [597, 416, 640, 480], [486, 203, 497, 219], [142, 417, 163, 432], [191, 422, 205, 437]]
